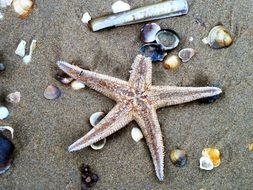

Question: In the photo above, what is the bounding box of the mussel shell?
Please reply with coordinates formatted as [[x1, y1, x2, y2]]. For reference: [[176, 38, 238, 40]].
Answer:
[[0, 133, 15, 174], [44, 85, 61, 100], [140, 23, 161, 43], [155, 29, 180, 51], [169, 149, 187, 167], [140, 43, 166, 62]]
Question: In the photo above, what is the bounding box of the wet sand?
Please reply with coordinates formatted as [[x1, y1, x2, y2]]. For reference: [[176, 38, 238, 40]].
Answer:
[[0, 0, 253, 189]]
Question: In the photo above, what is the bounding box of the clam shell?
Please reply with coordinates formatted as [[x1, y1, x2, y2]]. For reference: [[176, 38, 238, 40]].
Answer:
[[0, 106, 9, 120], [204, 25, 233, 49], [0, 63, 6, 72], [12, 0, 33, 19], [199, 156, 214, 170], [90, 138, 106, 150], [163, 55, 181, 70], [111, 1, 131, 13], [178, 48, 195, 63], [0, 126, 14, 139], [140, 23, 161, 43], [44, 85, 61, 100], [169, 149, 187, 167], [71, 80, 86, 90], [140, 43, 166, 62], [0, 0, 13, 8], [15, 40, 26, 57], [202, 148, 221, 167], [131, 127, 143, 142], [155, 29, 180, 51], [6, 91, 21, 104]]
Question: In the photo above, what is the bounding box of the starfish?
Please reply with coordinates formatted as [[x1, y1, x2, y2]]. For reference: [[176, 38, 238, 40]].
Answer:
[[57, 55, 222, 181]]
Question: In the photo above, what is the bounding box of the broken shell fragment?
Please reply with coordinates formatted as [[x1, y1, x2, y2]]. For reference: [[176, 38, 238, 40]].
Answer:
[[81, 12, 91, 25], [178, 48, 195, 63], [90, 139, 106, 150], [15, 40, 26, 57], [89, 112, 105, 127], [202, 148, 221, 167], [199, 156, 214, 170], [0, 106, 9, 120], [12, 0, 33, 19], [131, 127, 143, 142], [169, 149, 187, 167], [0, 0, 13, 8], [155, 29, 180, 51], [6, 91, 21, 104], [89, 0, 188, 31], [140, 23, 161, 43], [22, 39, 36, 64], [111, 1, 131, 13], [248, 144, 253, 152], [163, 55, 181, 70], [44, 85, 61, 100], [140, 43, 166, 62], [202, 25, 233, 49], [71, 80, 86, 90], [0, 126, 14, 139]]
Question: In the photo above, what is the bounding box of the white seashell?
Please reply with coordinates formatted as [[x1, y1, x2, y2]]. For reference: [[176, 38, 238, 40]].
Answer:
[[12, 0, 33, 19], [199, 156, 214, 170], [71, 80, 85, 90], [89, 111, 105, 127], [81, 12, 91, 24], [0, 12, 4, 20], [0, 0, 13, 8], [111, 1, 131, 13], [0, 106, 9, 120], [178, 48, 195, 63], [189, 36, 194, 42], [6, 91, 21, 104], [22, 39, 36, 64], [202, 37, 209, 44], [131, 127, 143, 142], [90, 138, 106, 150], [15, 40, 26, 57], [0, 126, 14, 139]]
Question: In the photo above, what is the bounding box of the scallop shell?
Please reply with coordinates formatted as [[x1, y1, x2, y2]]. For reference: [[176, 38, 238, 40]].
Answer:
[[169, 149, 187, 167], [0, 106, 9, 120], [199, 156, 214, 170], [178, 48, 195, 63], [155, 29, 180, 51], [202, 148, 221, 167], [6, 91, 21, 104], [44, 85, 61, 100], [202, 25, 233, 49], [12, 0, 33, 19], [131, 127, 143, 142], [163, 55, 181, 70]]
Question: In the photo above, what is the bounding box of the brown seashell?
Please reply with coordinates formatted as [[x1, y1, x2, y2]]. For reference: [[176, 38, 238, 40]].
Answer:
[[44, 85, 61, 100], [163, 55, 181, 70], [12, 0, 33, 19], [202, 148, 221, 167]]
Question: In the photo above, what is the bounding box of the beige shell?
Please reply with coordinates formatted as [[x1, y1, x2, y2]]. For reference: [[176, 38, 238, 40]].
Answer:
[[178, 48, 195, 63], [203, 25, 233, 49], [202, 148, 221, 167], [163, 55, 181, 70], [12, 0, 33, 19], [248, 144, 253, 152], [6, 91, 21, 104], [131, 127, 143, 142]]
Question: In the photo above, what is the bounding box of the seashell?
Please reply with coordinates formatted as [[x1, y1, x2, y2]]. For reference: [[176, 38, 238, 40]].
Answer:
[[198, 84, 222, 104], [169, 149, 187, 167], [0, 12, 3, 20], [0, 126, 14, 139], [55, 74, 74, 85], [202, 25, 233, 49], [155, 29, 180, 51], [202, 148, 221, 167], [71, 80, 86, 90], [89, 112, 106, 150], [131, 127, 143, 142], [0, 131, 15, 174], [23, 39, 36, 64], [12, 0, 33, 19], [163, 55, 181, 70], [44, 85, 61, 100], [111, 1, 131, 13], [6, 91, 21, 104], [89, 0, 188, 31], [140, 43, 166, 62], [178, 48, 195, 63], [140, 23, 161, 43], [15, 40, 26, 57], [0, 0, 13, 8], [248, 144, 253, 152], [189, 36, 194, 42], [199, 156, 214, 170], [81, 12, 91, 25], [0, 106, 9, 120], [0, 63, 6, 72]]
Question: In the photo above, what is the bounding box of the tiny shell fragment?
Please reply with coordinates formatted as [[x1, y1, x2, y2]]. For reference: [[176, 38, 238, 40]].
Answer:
[[90, 138, 106, 150], [0, 12, 3, 20], [12, 0, 33, 19], [44, 85, 61, 100], [0, 126, 14, 139], [23, 39, 36, 64], [89, 112, 105, 127], [0, 0, 13, 8], [6, 91, 21, 104], [71, 80, 86, 90], [0, 63, 6, 72], [178, 48, 195, 63], [199, 156, 214, 170], [81, 12, 91, 24], [163, 55, 181, 70], [111, 1, 131, 13], [0, 106, 9, 120], [202, 148, 221, 167], [131, 127, 143, 142], [15, 40, 26, 57]]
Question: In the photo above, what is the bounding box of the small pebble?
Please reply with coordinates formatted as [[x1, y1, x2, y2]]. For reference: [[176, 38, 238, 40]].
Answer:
[[80, 164, 99, 189], [6, 91, 21, 104], [44, 85, 61, 100], [0, 106, 9, 120], [81, 12, 91, 24], [0, 63, 6, 72]]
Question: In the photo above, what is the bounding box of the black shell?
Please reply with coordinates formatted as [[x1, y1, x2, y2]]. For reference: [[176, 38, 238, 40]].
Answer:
[[155, 29, 180, 51], [140, 43, 166, 62]]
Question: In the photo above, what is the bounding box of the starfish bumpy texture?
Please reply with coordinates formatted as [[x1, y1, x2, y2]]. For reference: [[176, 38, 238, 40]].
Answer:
[[57, 55, 222, 181]]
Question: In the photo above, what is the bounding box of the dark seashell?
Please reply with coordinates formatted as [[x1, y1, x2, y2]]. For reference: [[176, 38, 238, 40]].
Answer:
[[140, 23, 161, 43], [43, 85, 61, 100], [55, 74, 73, 85], [0, 63, 6, 72], [0, 133, 15, 174], [198, 84, 222, 103], [155, 29, 180, 51], [140, 43, 166, 62], [169, 149, 187, 167]]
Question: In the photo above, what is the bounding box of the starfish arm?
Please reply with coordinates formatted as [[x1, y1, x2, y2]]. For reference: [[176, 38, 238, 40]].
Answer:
[[134, 104, 164, 181], [68, 102, 133, 152], [128, 55, 152, 94], [57, 61, 129, 101], [147, 86, 222, 109]]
